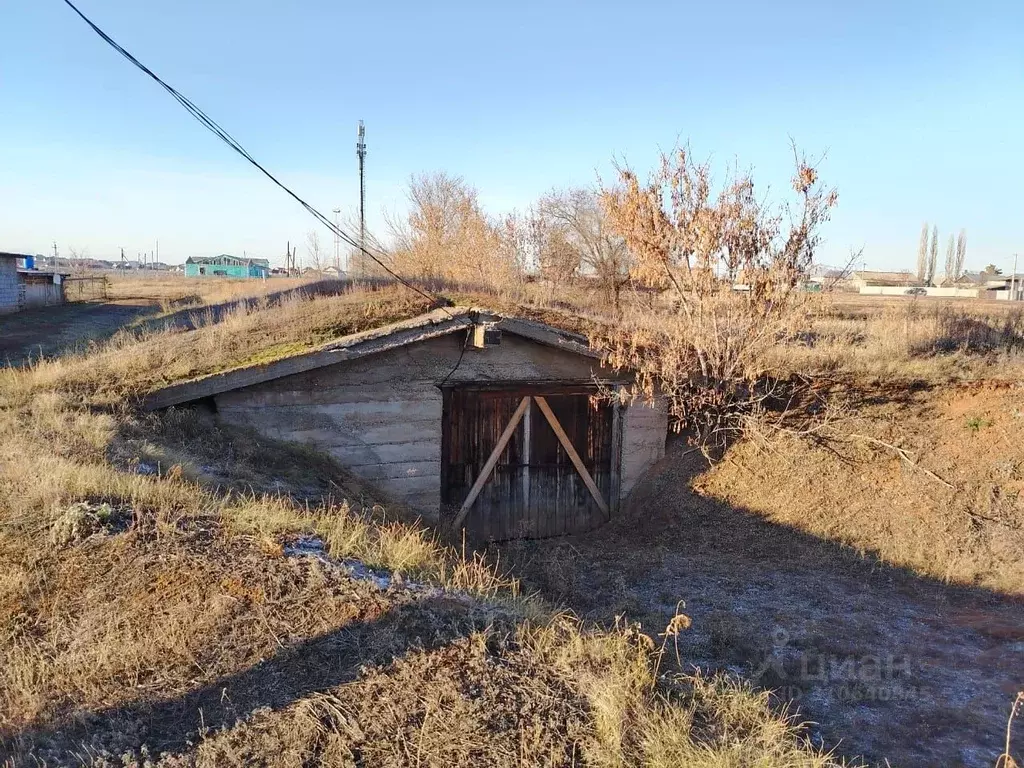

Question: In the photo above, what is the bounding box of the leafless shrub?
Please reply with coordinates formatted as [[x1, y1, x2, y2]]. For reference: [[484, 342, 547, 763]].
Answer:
[[594, 144, 837, 452]]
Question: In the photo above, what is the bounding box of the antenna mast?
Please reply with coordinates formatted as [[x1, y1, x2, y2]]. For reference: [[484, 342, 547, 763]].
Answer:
[[356, 119, 366, 277]]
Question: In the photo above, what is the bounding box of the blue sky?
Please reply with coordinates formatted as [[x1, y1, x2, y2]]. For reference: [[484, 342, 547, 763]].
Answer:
[[2, 0, 1021, 269]]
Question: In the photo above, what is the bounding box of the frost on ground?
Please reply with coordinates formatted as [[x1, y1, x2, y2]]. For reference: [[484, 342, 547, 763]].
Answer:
[[283, 535, 459, 598]]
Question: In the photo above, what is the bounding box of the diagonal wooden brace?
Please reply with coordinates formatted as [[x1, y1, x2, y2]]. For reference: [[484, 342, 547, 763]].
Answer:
[[450, 395, 531, 531], [533, 396, 609, 516]]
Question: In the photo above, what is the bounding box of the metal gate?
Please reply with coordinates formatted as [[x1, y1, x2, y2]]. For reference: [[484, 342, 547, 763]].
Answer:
[[64, 276, 109, 302], [441, 385, 619, 540]]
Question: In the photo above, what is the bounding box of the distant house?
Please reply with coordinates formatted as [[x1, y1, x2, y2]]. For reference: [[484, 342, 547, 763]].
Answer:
[[938, 272, 981, 287], [321, 265, 348, 279], [184, 255, 270, 278], [981, 273, 1024, 301]]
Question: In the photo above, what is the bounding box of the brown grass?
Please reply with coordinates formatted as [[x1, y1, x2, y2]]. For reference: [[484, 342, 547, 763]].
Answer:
[[0, 285, 844, 765], [102, 270, 317, 305], [698, 379, 1024, 595], [767, 298, 1024, 382], [5, 273, 1018, 764], [2, 285, 432, 408]]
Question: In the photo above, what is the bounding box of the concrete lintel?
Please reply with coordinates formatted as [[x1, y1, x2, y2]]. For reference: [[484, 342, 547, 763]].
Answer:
[[492, 317, 600, 359]]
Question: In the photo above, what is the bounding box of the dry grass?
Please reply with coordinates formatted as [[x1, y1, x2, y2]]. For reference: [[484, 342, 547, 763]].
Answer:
[[767, 298, 1024, 381], [699, 379, 1024, 595], [103, 270, 316, 305], [0, 285, 843, 765], [1, 285, 432, 408], [4, 275, 1017, 764], [80, 619, 837, 767]]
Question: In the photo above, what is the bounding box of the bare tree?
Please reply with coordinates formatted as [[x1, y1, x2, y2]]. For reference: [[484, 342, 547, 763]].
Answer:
[[495, 208, 539, 277], [539, 225, 582, 287], [331, 207, 389, 279], [944, 235, 956, 284], [67, 246, 89, 276], [916, 222, 929, 284], [537, 187, 632, 311], [598, 145, 837, 450], [926, 225, 939, 286], [305, 230, 326, 276], [955, 229, 967, 279]]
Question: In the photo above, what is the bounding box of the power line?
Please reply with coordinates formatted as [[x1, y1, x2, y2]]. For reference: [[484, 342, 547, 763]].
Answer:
[[59, 0, 446, 308]]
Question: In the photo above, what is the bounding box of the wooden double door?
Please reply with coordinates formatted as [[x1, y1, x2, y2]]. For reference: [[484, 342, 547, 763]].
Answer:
[[441, 385, 619, 540]]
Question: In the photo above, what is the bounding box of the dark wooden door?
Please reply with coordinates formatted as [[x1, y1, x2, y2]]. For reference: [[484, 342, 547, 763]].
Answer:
[[441, 386, 617, 540]]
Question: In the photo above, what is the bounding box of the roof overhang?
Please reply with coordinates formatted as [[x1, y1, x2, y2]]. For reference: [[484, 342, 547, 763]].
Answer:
[[143, 307, 602, 411]]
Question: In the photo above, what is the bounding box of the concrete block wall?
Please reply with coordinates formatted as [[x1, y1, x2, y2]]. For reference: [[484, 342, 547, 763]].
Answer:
[[0, 258, 20, 314]]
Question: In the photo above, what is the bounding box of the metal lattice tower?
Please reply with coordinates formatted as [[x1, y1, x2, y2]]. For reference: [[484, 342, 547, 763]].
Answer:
[[356, 120, 366, 276]]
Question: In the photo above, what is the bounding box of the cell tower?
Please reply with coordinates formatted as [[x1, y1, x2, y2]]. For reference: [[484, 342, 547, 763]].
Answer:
[[356, 120, 366, 276]]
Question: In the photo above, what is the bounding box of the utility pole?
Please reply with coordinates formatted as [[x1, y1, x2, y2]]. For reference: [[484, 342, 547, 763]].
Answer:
[[52, 241, 59, 271], [286, 240, 297, 275], [356, 119, 366, 277], [332, 208, 341, 272], [1013, 253, 1019, 301]]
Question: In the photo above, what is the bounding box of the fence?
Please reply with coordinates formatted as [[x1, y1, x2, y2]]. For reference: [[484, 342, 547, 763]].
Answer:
[[64, 276, 109, 303]]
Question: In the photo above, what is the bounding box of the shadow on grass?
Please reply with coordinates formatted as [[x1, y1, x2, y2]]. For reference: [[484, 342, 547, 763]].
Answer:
[[2, 595, 493, 763], [0, 302, 163, 367], [492, 439, 1024, 766]]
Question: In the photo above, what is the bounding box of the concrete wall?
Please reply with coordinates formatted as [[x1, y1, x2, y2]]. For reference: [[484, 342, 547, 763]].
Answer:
[[0, 258, 19, 314], [859, 286, 923, 296], [214, 332, 666, 519], [859, 285, 985, 298], [926, 287, 983, 299], [620, 398, 668, 497]]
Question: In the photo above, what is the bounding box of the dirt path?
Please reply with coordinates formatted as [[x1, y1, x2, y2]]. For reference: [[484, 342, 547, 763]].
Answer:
[[0, 300, 159, 366], [496, 451, 1024, 766]]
